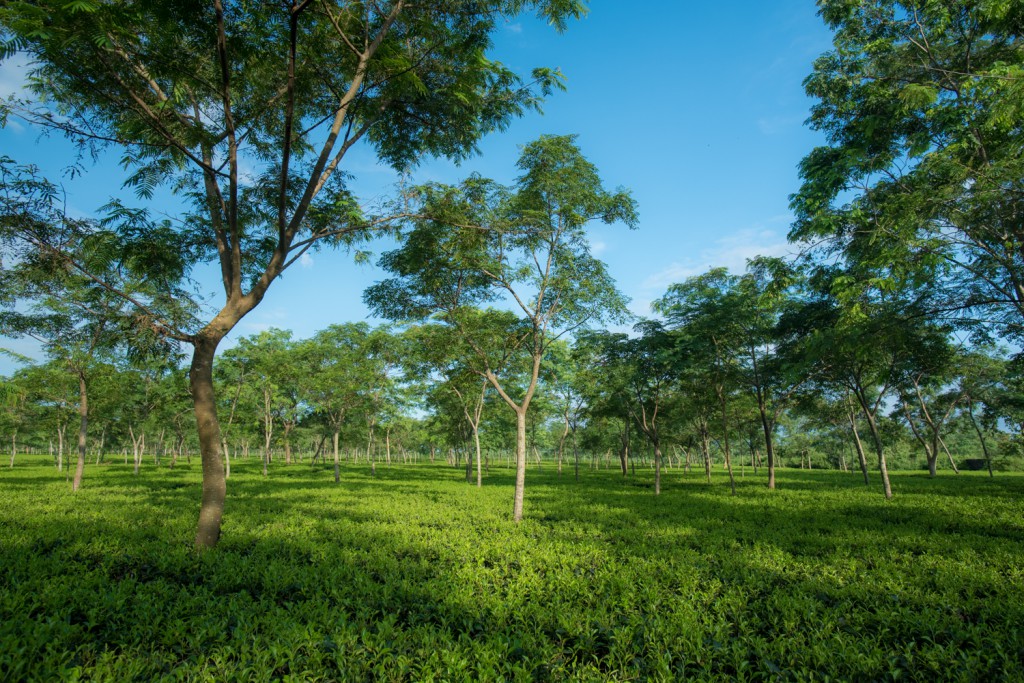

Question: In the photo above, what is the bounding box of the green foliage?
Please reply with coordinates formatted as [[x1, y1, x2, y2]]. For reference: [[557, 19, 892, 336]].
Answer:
[[1, 458, 1022, 680], [792, 0, 1024, 341]]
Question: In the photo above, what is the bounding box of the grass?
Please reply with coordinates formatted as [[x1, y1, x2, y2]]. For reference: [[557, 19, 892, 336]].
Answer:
[[1, 456, 1023, 681]]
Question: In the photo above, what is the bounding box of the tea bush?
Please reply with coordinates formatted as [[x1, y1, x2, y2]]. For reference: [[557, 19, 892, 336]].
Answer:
[[1, 458, 1022, 681]]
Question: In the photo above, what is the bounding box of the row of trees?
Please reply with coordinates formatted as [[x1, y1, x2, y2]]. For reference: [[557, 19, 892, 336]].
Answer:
[[2, 1, 1022, 548], [5, 262, 1022, 494]]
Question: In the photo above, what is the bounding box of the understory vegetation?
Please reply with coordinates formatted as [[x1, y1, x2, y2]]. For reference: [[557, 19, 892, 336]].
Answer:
[[2, 457, 1022, 681]]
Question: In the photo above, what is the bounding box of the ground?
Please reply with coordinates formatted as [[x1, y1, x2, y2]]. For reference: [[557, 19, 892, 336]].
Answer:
[[1, 456, 1022, 681]]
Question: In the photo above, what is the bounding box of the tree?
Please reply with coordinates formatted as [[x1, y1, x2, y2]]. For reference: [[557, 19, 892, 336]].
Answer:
[[305, 323, 375, 483], [1, 0, 586, 547], [368, 135, 636, 521], [791, 1, 1024, 341], [654, 269, 745, 494]]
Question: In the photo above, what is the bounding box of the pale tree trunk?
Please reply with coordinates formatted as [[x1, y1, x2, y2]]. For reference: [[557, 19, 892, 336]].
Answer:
[[571, 426, 579, 483], [56, 423, 65, 473], [557, 410, 569, 477], [367, 418, 376, 477], [847, 405, 870, 486], [10, 430, 17, 468], [333, 429, 341, 483], [902, 400, 938, 476], [939, 437, 960, 474], [618, 418, 630, 477], [513, 408, 527, 522], [857, 395, 892, 499], [385, 427, 391, 466], [72, 372, 88, 492], [262, 388, 272, 477], [95, 426, 106, 465]]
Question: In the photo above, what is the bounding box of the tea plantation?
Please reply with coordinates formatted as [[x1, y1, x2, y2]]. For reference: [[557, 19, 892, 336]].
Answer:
[[2, 458, 1022, 681]]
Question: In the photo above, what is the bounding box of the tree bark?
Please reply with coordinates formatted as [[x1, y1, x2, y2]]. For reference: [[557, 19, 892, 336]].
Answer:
[[848, 408, 870, 486], [191, 336, 226, 549], [73, 372, 88, 492], [513, 409, 527, 522], [333, 429, 341, 483]]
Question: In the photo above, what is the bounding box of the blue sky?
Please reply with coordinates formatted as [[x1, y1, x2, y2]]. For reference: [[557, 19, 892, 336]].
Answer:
[[0, 1, 834, 373]]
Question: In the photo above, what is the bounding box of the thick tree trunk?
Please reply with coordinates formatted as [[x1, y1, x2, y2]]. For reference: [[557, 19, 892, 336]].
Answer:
[[73, 372, 88, 492], [191, 336, 226, 549], [513, 409, 527, 522]]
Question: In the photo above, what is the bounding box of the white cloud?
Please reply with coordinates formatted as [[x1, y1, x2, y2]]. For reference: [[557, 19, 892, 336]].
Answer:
[[590, 239, 607, 256], [505, 22, 523, 34], [300, 253, 314, 268], [641, 224, 793, 294]]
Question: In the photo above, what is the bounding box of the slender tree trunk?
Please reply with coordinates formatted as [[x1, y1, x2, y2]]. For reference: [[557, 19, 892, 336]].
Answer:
[[848, 410, 870, 486], [653, 440, 662, 495], [333, 429, 341, 483], [191, 336, 226, 549], [56, 424, 65, 473], [700, 422, 712, 484], [513, 409, 527, 522], [571, 426, 579, 483], [10, 430, 17, 468], [863, 411, 892, 499], [939, 436, 960, 474], [473, 425, 483, 488], [73, 372, 88, 492], [966, 401, 994, 477], [759, 404, 776, 490]]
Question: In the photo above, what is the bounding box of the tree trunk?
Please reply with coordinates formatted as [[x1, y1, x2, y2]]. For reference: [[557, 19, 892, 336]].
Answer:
[[473, 424, 483, 488], [848, 410, 870, 486], [863, 411, 892, 499], [191, 336, 226, 549], [759, 403, 776, 490], [939, 436, 960, 474], [966, 401, 994, 478], [73, 372, 88, 492], [10, 430, 17, 468], [513, 409, 527, 523], [333, 429, 341, 483], [653, 440, 662, 495]]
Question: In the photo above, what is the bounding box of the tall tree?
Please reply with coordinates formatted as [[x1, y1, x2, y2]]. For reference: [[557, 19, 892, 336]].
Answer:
[[791, 1, 1024, 341], [367, 135, 636, 521], [1, 0, 586, 547]]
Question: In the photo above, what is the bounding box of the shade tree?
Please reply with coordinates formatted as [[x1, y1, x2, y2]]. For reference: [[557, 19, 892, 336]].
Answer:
[[1, 0, 589, 547], [367, 135, 636, 521]]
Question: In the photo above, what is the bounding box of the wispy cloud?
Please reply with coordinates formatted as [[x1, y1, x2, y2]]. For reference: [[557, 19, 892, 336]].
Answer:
[[505, 22, 523, 34], [300, 253, 314, 269], [640, 222, 794, 295], [590, 239, 607, 256]]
